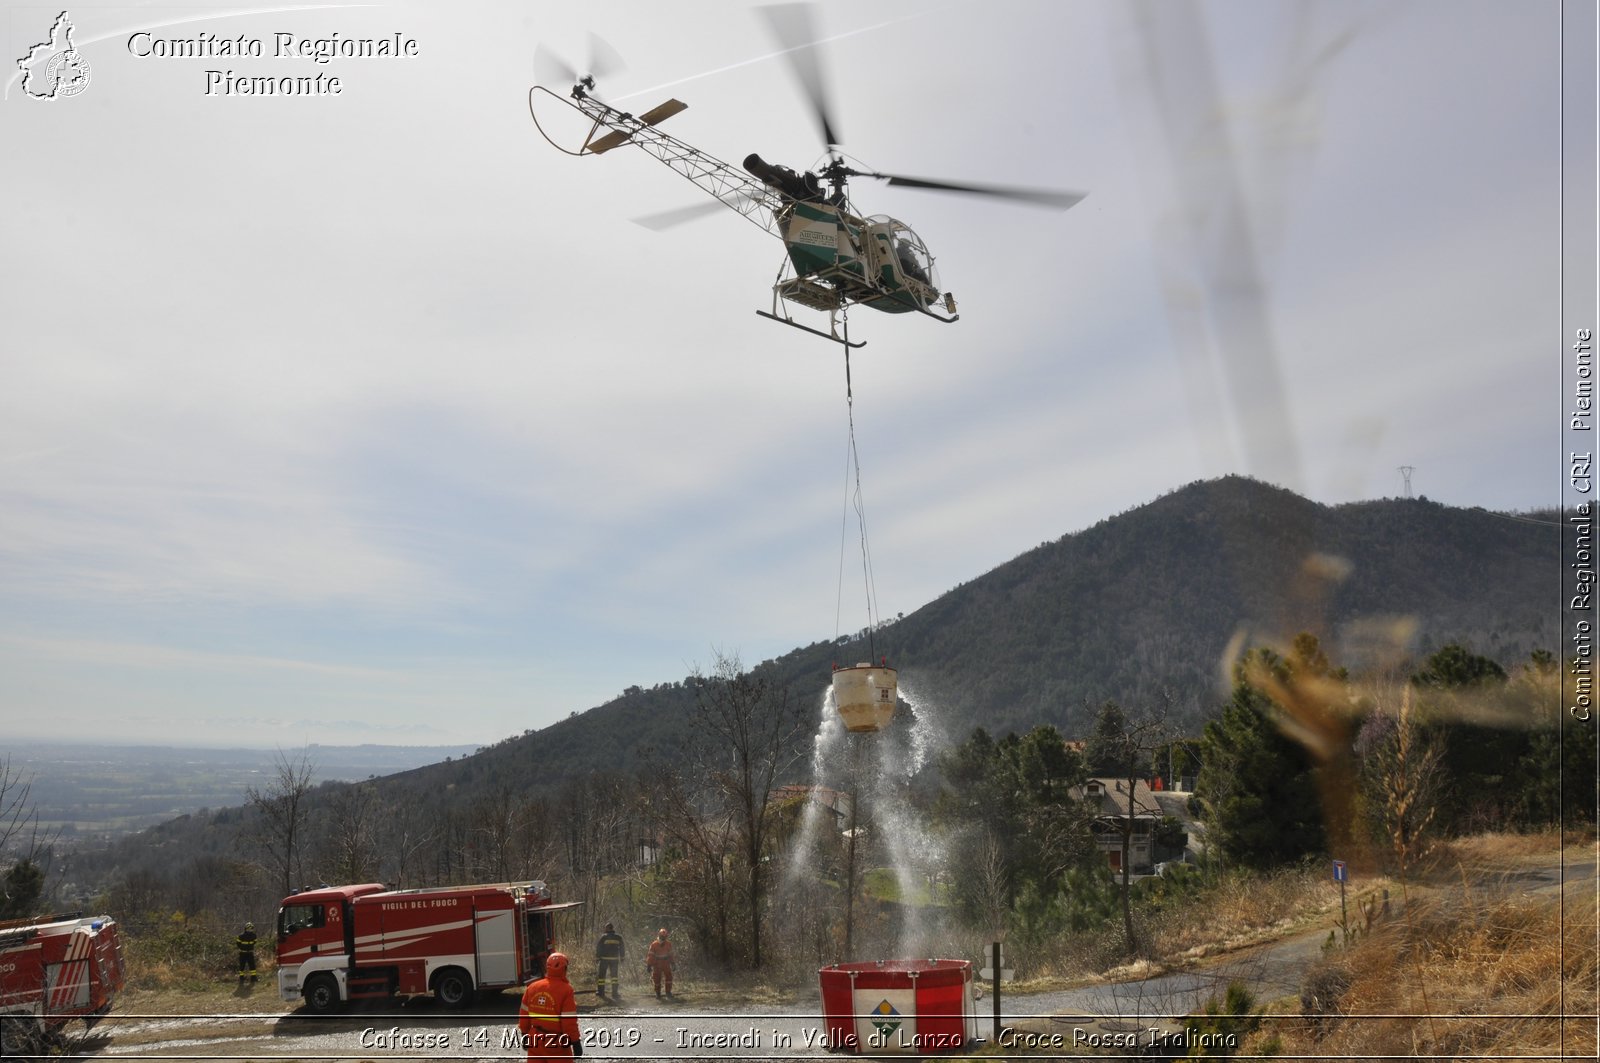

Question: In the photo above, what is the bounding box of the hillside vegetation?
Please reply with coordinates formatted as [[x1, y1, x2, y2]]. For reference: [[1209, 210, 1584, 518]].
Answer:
[[33, 476, 1575, 990]]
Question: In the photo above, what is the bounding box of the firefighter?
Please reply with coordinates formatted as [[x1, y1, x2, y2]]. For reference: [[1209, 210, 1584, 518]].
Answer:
[[645, 927, 674, 999], [518, 952, 582, 1060], [235, 922, 258, 985], [594, 922, 624, 1001]]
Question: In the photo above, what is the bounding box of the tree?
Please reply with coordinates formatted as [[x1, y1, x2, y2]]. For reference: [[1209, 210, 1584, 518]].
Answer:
[[1085, 702, 1136, 776], [1510, 649, 1596, 825], [0, 757, 57, 917], [688, 652, 807, 969], [1411, 643, 1519, 831], [246, 748, 316, 895], [321, 782, 382, 884], [1411, 643, 1508, 689], [1198, 648, 1329, 871], [375, 785, 437, 888], [936, 725, 1093, 933], [649, 767, 738, 965], [1086, 702, 1171, 955], [0, 859, 44, 919]]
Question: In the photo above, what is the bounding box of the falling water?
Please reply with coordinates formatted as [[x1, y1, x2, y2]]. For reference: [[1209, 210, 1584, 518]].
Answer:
[[870, 678, 947, 956], [779, 689, 843, 899], [778, 672, 953, 959]]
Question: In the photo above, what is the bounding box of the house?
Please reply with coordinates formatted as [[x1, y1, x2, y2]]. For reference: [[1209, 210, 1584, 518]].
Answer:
[[1070, 777, 1164, 874]]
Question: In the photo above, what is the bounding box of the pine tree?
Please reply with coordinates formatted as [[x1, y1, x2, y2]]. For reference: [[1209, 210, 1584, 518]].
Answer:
[[1198, 649, 1327, 870]]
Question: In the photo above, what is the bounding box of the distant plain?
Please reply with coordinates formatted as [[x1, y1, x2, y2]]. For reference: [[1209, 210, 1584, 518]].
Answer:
[[8, 742, 475, 839]]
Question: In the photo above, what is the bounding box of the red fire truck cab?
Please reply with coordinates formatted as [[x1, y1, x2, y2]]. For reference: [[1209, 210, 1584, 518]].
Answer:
[[275, 881, 577, 1013], [0, 913, 126, 1055]]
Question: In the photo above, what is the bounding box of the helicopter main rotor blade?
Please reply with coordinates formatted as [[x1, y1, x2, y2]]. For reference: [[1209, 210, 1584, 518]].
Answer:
[[632, 200, 729, 231], [632, 189, 765, 231], [872, 172, 1087, 210], [758, 2, 843, 152]]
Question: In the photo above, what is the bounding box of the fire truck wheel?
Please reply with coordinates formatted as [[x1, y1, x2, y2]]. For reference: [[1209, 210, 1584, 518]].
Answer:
[[302, 974, 340, 1015], [433, 968, 473, 1010]]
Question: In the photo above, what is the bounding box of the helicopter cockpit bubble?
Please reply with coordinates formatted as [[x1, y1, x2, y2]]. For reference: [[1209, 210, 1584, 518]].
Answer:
[[869, 216, 938, 290]]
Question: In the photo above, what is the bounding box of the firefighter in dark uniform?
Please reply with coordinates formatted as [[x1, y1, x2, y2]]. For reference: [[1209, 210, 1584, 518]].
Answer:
[[595, 922, 624, 1000], [236, 922, 258, 985]]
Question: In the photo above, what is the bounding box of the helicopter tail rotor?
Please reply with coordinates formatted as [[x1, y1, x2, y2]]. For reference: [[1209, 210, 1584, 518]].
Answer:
[[534, 31, 627, 94]]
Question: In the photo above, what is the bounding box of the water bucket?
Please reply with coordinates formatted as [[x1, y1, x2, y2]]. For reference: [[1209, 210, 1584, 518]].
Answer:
[[817, 959, 976, 1054], [831, 662, 897, 733]]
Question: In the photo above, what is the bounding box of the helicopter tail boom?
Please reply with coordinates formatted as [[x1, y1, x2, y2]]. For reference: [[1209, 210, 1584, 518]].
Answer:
[[528, 83, 786, 241]]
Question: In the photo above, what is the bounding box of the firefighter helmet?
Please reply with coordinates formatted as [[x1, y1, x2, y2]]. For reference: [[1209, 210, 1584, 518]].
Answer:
[[245, 922, 254, 930], [545, 951, 569, 976]]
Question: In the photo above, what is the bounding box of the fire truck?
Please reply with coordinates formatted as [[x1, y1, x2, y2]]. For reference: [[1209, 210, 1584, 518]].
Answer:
[[275, 880, 577, 1013], [0, 913, 126, 1055]]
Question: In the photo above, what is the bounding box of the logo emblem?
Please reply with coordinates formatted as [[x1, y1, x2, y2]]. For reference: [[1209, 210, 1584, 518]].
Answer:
[[869, 999, 902, 1039], [17, 11, 92, 100]]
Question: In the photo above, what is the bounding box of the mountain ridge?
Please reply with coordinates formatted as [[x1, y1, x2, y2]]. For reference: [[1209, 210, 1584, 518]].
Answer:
[[414, 475, 1558, 798]]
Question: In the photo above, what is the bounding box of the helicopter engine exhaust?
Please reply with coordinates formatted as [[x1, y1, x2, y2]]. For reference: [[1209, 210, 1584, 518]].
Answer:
[[743, 153, 822, 203]]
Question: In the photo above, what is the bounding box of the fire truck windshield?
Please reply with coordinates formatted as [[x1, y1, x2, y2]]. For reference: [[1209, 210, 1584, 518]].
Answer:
[[278, 903, 326, 937]]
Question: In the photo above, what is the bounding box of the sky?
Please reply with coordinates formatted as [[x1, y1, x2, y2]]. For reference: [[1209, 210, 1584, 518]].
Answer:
[[1, 0, 1591, 747]]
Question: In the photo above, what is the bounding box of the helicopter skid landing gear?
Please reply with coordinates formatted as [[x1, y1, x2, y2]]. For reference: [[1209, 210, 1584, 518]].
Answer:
[[760, 273, 865, 348], [912, 303, 960, 325], [756, 309, 865, 348]]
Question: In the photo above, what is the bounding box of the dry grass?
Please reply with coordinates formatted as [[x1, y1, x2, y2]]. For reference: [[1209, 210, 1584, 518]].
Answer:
[[1150, 864, 1393, 962], [1429, 826, 1576, 873], [1258, 888, 1598, 1060]]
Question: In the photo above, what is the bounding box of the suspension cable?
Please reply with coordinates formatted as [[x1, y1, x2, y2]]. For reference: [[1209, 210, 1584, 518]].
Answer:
[[833, 310, 881, 660]]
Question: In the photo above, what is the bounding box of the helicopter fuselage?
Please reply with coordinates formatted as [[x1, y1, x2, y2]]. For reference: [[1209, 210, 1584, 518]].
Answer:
[[774, 201, 945, 317]]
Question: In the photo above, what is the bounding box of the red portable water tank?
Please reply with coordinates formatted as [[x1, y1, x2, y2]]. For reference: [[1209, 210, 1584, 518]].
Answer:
[[817, 959, 975, 1054]]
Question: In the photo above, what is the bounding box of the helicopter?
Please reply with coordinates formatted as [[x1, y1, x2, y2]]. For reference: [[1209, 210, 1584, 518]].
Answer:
[[526, 6, 1085, 348]]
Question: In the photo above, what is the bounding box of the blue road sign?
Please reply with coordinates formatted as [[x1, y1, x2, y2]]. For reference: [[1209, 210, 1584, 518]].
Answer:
[[1332, 859, 1347, 882]]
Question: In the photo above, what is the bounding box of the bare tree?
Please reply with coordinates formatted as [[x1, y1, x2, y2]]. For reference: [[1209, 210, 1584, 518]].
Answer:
[[0, 757, 55, 858], [690, 652, 808, 969], [1089, 703, 1172, 956], [322, 782, 382, 884], [0, 757, 58, 917], [246, 747, 316, 896], [377, 787, 436, 888], [554, 774, 637, 940], [975, 827, 1011, 939], [471, 784, 527, 882], [649, 768, 737, 964]]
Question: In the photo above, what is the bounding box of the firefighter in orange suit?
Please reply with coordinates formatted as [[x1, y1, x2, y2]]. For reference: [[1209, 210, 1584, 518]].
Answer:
[[646, 927, 675, 998], [518, 952, 582, 1059]]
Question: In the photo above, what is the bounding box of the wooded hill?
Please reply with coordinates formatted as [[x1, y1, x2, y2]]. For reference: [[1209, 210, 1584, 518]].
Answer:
[[400, 474, 1558, 798]]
